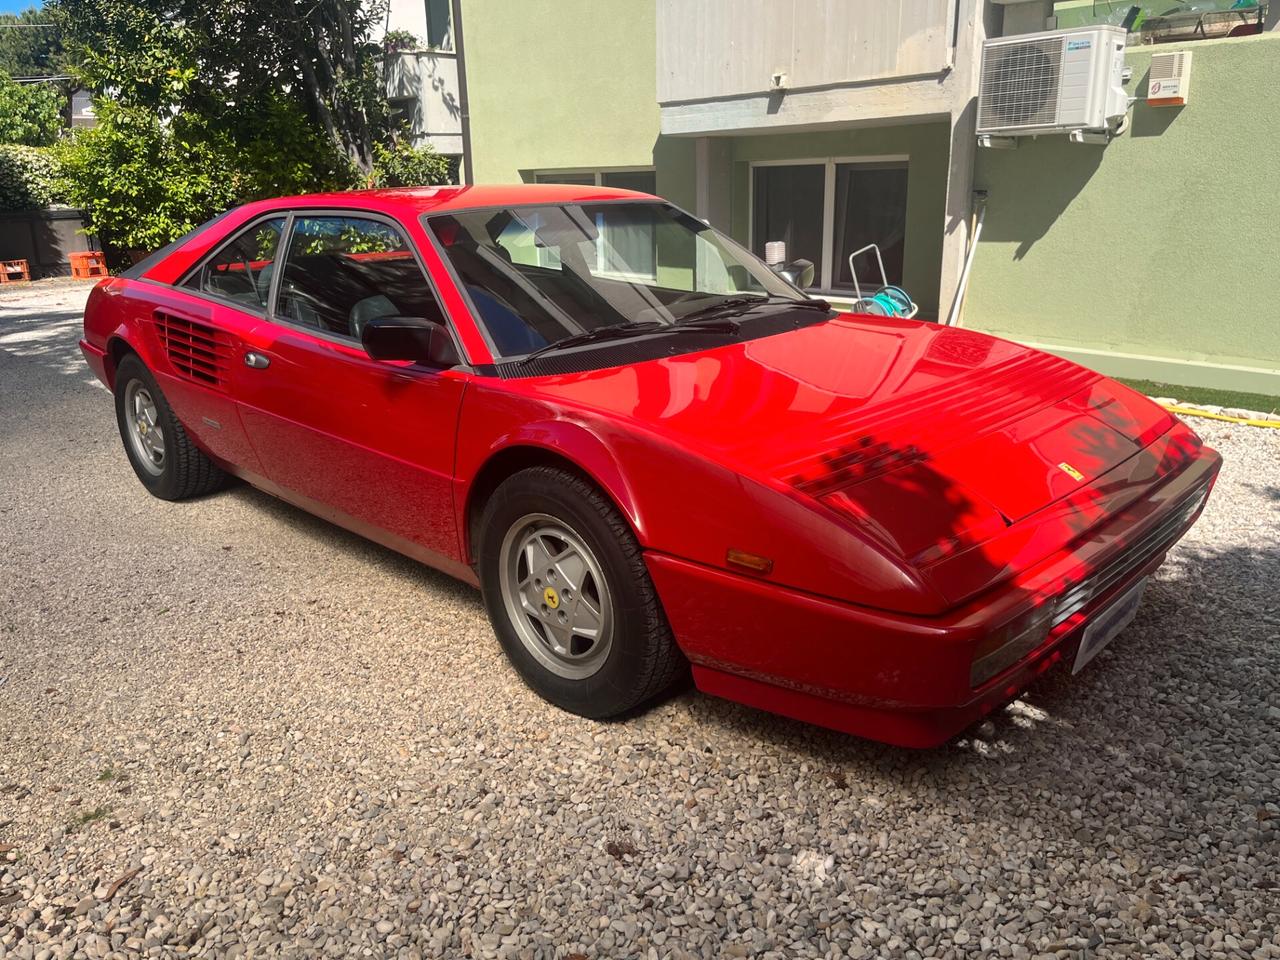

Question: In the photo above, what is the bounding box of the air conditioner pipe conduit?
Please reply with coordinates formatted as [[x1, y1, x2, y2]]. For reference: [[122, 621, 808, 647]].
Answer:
[[944, 190, 987, 327]]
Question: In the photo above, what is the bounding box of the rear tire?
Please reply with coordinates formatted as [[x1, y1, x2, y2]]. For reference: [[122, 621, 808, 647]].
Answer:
[[478, 465, 685, 718], [114, 354, 227, 501]]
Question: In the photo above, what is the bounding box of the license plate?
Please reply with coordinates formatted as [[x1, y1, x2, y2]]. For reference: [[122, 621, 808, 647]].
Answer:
[[1072, 578, 1147, 674]]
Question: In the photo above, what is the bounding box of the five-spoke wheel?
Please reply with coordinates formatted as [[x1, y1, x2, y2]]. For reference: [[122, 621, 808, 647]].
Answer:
[[123, 379, 166, 475], [479, 466, 686, 717], [500, 514, 613, 679]]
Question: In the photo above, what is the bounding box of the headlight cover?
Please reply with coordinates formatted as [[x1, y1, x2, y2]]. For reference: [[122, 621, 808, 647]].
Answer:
[[970, 601, 1057, 688]]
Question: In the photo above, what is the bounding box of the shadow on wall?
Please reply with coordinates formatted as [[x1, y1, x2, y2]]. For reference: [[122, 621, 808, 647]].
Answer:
[[1130, 68, 1186, 138], [974, 137, 1105, 261]]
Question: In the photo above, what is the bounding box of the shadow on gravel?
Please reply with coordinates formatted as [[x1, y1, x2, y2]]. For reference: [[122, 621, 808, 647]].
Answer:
[[685, 536, 1279, 804], [226, 483, 483, 608], [0, 306, 101, 394]]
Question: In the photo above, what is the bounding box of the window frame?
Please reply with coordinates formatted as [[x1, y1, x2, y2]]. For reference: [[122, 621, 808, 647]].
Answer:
[[177, 211, 294, 317], [747, 155, 909, 295], [531, 166, 657, 190], [178, 207, 468, 367]]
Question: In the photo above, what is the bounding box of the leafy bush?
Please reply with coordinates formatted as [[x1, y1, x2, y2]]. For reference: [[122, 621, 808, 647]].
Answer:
[[55, 104, 239, 251], [0, 144, 63, 210], [0, 74, 64, 147], [383, 29, 420, 52], [370, 139, 453, 189], [54, 99, 360, 252]]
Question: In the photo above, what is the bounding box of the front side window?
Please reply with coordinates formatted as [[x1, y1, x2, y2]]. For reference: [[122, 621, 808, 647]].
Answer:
[[429, 201, 808, 358], [276, 216, 444, 340], [185, 217, 286, 311]]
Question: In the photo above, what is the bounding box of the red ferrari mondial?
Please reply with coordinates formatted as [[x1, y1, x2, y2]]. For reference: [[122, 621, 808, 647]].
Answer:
[[80, 185, 1220, 746]]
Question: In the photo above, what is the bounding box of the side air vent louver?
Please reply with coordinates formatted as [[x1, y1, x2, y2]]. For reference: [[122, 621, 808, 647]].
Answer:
[[154, 311, 228, 388]]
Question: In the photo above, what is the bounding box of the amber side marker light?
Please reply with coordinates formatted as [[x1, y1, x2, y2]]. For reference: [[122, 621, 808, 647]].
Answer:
[[726, 549, 774, 575]]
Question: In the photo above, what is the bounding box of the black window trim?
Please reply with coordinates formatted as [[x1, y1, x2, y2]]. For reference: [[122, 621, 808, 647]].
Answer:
[[174, 209, 294, 319], [175, 206, 469, 371]]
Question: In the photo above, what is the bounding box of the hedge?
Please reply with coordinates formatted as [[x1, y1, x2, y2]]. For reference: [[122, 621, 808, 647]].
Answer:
[[0, 144, 64, 211]]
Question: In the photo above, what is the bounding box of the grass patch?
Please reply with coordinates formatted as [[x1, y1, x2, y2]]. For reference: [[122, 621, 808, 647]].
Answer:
[[67, 805, 111, 833], [1117, 378, 1280, 416], [97, 767, 118, 782]]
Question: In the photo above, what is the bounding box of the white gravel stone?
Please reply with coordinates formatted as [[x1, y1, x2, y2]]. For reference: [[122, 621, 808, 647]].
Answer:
[[2, 280, 1278, 959]]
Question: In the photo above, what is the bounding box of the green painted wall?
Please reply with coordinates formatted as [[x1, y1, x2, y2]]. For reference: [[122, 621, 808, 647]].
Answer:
[[967, 35, 1280, 390], [464, 0, 677, 190], [724, 124, 951, 316], [462, 1, 946, 313]]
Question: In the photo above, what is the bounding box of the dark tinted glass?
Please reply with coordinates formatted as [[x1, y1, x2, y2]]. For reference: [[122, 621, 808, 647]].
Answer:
[[601, 170, 657, 195], [127, 208, 236, 280], [833, 162, 908, 290], [751, 164, 824, 272], [277, 216, 443, 339], [185, 217, 286, 311]]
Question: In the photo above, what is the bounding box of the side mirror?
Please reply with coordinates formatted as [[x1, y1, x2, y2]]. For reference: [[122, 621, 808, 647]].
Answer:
[[362, 316, 461, 368], [778, 258, 815, 290]]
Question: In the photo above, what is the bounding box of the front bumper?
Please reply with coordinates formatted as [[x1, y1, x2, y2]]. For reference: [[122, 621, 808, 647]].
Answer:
[[647, 440, 1221, 748]]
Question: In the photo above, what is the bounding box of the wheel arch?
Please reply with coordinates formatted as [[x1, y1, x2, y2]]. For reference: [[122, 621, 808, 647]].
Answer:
[[462, 438, 643, 567], [104, 335, 138, 388]]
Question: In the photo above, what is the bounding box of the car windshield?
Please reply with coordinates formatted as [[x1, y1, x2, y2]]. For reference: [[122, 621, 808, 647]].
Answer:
[[426, 201, 807, 358]]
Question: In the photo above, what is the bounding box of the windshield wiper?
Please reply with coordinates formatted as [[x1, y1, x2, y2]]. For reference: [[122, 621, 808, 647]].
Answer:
[[676, 295, 831, 326], [516, 321, 677, 364], [515, 316, 744, 365]]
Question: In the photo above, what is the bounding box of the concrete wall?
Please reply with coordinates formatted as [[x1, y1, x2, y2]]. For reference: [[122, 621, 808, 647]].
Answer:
[[966, 34, 1280, 392], [384, 50, 463, 155], [656, 0, 952, 104]]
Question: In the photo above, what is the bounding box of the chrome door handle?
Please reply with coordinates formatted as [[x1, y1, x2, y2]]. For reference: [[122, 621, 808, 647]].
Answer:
[[244, 352, 270, 369]]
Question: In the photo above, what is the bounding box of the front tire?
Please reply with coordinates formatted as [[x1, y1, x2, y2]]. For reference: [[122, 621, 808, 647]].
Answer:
[[114, 354, 226, 501], [478, 466, 685, 718]]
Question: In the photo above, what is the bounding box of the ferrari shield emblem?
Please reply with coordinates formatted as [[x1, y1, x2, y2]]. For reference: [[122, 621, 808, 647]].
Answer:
[[1057, 461, 1085, 482], [543, 587, 560, 609]]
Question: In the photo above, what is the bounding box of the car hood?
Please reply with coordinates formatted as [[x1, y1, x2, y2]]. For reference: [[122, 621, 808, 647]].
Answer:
[[520, 315, 1176, 597]]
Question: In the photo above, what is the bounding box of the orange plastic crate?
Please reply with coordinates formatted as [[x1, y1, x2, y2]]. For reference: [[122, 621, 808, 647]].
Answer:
[[0, 259, 30, 284], [69, 250, 108, 279]]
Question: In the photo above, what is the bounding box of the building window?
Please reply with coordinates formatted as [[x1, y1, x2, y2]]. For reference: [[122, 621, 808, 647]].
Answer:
[[534, 169, 657, 195], [751, 158, 909, 293], [426, 0, 452, 50]]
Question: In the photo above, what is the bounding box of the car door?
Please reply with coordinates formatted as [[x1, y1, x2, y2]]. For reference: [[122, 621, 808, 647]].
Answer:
[[231, 211, 468, 572], [138, 215, 294, 478]]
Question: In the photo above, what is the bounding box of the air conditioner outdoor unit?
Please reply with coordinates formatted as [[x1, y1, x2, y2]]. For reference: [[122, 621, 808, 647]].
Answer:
[[977, 25, 1129, 138]]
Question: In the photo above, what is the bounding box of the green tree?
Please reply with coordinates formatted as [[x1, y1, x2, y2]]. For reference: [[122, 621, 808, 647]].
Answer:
[[370, 138, 452, 189], [0, 74, 64, 146], [0, 6, 65, 78], [53, 0, 390, 172], [55, 102, 238, 251]]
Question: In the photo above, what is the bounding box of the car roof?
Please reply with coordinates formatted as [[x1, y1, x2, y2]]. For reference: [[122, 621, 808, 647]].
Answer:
[[233, 183, 656, 219]]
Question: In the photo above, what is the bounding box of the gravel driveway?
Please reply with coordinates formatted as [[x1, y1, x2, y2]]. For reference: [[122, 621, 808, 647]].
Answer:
[[1, 280, 1277, 960]]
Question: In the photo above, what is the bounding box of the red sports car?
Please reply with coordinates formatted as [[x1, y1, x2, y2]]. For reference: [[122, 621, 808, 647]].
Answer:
[[80, 185, 1220, 747]]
